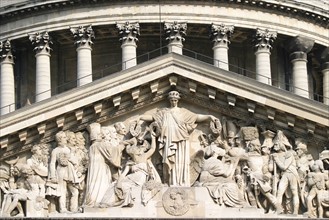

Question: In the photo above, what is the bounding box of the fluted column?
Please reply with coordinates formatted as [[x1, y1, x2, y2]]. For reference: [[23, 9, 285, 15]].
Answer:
[[116, 21, 140, 70], [321, 48, 329, 105], [29, 32, 52, 102], [164, 21, 187, 55], [287, 36, 314, 98], [209, 23, 234, 71], [70, 25, 95, 86], [253, 28, 277, 85], [0, 40, 15, 115]]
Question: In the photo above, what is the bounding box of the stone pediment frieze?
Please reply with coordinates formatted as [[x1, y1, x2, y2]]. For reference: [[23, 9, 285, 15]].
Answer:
[[0, 53, 329, 218]]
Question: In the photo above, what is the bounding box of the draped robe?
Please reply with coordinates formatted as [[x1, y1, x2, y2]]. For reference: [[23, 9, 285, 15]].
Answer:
[[84, 139, 123, 207], [153, 107, 197, 186]]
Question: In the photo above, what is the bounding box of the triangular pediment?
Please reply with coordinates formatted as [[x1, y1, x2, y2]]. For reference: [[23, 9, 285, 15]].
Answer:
[[0, 53, 328, 154]]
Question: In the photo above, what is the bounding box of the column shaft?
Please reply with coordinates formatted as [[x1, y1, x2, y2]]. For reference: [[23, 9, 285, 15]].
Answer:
[[29, 32, 53, 103], [209, 24, 234, 71], [255, 48, 272, 85], [122, 43, 137, 70], [117, 22, 140, 70], [213, 44, 229, 70], [35, 52, 51, 102], [168, 42, 183, 55], [323, 67, 329, 105], [0, 60, 15, 115], [70, 25, 95, 87], [253, 28, 276, 85], [287, 36, 314, 99], [291, 53, 309, 98], [77, 45, 92, 86]]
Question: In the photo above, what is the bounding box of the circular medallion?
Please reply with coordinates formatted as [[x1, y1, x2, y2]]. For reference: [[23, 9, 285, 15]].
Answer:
[[162, 187, 190, 216]]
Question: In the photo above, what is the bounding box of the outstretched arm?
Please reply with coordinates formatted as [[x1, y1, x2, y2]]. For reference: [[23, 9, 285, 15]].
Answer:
[[196, 114, 218, 123], [138, 115, 154, 123]]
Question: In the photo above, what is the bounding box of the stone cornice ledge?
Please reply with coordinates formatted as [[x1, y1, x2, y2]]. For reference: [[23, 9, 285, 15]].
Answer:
[[0, 53, 328, 137], [0, 0, 327, 26]]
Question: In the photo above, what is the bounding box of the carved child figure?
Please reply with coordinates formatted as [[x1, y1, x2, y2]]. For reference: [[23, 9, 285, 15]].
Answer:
[[306, 160, 328, 218], [295, 138, 314, 206]]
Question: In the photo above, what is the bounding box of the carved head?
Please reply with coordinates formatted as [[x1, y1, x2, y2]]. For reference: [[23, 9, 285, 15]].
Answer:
[[55, 131, 67, 146], [66, 131, 77, 147], [102, 126, 117, 141], [247, 138, 261, 154], [272, 130, 291, 152], [310, 160, 324, 172], [168, 91, 181, 100], [75, 132, 86, 146], [295, 138, 308, 156], [87, 123, 102, 141], [31, 144, 43, 156], [114, 122, 127, 135]]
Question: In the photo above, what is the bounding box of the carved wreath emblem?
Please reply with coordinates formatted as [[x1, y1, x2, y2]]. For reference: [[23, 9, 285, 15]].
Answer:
[[162, 187, 190, 216], [210, 119, 222, 135], [129, 120, 142, 137]]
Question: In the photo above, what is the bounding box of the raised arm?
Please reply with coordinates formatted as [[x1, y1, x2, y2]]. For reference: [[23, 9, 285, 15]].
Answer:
[[145, 133, 157, 159]]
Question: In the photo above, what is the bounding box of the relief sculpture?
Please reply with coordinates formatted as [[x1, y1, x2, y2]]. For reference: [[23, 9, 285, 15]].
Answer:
[[0, 90, 328, 218]]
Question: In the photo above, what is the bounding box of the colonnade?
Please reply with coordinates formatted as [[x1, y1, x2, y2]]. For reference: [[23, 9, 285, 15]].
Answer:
[[1, 22, 328, 115]]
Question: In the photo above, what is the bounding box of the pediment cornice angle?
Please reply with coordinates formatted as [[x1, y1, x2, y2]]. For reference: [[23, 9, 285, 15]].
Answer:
[[0, 53, 328, 146]]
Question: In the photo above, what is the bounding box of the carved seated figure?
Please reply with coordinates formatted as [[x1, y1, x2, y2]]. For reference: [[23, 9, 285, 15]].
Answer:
[[1, 166, 47, 217], [198, 144, 246, 208], [110, 130, 157, 207]]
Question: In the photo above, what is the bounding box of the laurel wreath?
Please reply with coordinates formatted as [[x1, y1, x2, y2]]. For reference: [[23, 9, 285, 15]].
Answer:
[[210, 119, 222, 135]]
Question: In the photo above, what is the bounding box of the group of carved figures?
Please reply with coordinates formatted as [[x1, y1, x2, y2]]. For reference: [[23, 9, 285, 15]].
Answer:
[[0, 91, 328, 218]]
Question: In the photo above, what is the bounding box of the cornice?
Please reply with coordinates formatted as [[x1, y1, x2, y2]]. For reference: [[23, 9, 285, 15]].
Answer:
[[0, 0, 328, 28]]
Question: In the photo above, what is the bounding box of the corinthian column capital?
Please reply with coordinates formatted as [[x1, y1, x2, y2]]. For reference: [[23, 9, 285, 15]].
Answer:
[[209, 23, 234, 45], [164, 21, 187, 43], [116, 21, 140, 44], [70, 25, 95, 47], [0, 39, 14, 63], [29, 32, 53, 54], [253, 28, 277, 51]]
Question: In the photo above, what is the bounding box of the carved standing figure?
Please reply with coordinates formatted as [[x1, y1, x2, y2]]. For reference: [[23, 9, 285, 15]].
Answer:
[[84, 123, 126, 207], [271, 130, 300, 215], [48, 131, 79, 213], [241, 138, 277, 212], [137, 90, 218, 186]]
